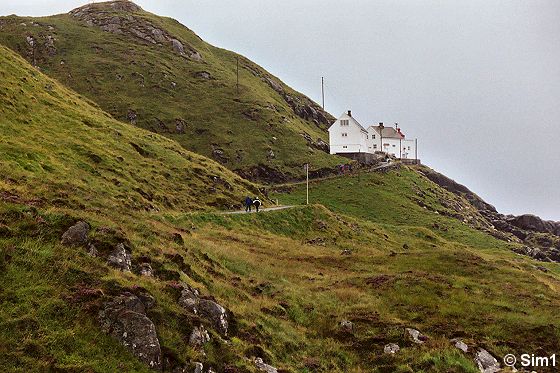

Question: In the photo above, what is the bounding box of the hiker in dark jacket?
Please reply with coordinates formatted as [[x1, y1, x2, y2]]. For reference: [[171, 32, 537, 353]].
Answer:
[[244, 196, 253, 212], [253, 197, 262, 212]]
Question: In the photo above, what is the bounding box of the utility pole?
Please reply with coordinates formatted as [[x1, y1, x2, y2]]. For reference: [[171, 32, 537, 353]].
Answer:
[[321, 77, 325, 109], [305, 163, 309, 205], [415, 138, 418, 164], [236, 56, 239, 94]]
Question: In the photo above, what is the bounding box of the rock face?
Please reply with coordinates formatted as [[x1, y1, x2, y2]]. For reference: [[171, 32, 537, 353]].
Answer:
[[384, 343, 400, 354], [419, 166, 560, 262], [474, 349, 501, 373], [253, 357, 278, 373], [68, 1, 202, 61], [107, 243, 132, 271], [178, 286, 229, 336], [99, 292, 162, 370], [61, 221, 89, 247]]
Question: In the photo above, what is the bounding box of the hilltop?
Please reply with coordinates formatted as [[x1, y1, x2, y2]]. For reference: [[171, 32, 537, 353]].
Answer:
[[0, 0, 344, 182]]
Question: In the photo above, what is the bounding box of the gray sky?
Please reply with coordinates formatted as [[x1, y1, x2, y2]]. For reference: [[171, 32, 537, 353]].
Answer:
[[3, 1, 560, 220]]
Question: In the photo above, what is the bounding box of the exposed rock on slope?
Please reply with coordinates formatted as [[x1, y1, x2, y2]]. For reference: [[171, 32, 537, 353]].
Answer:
[[0, 0, 342, 181], [99, 292, 162, 370], [418, 165, 560, 262]]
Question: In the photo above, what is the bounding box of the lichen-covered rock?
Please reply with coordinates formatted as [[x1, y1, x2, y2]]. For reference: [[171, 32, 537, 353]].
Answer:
[[188, 325, 210, 347], [475, 348, 501, 373], [61, 221, 89, 247], [171, 39, 185, 55], [450, 338, 468, 353], [198, 299, 228, 336], [178, 286, 199, 314], [107, 243, 131, 271], [339, 320, 353, 334], [139, 262, 153, 277], [405, 328, 428, 344], [177, 286, 229, 335], [384, 343, 400, 354], [254, 357, 278, 373], [99, 292, 161, 370]]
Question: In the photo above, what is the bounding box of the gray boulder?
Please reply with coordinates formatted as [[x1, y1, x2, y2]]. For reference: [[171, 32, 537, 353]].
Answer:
[[61, 221, 89, 247], [99, 293, 161, 370], [475, 348, 501, 373], [178, 287, 200, 314], [384, 343, 400, 354], [450, 338, 468, 353], [107, 243, 132, 271], [198, 299, 229, 336], [193, 362, 203, 373], [171, 39, 185, 55], [254, 357, 278, 373], [178, 286, 229, 336], [339, 320, 353, 334], [406, 328, 427, 344], [189, 325, 210, 347]]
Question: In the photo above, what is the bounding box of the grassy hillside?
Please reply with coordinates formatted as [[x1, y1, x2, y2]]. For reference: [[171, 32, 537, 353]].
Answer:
[[0, 44, 257, 216], [0, 0, 345, 181], [1, 12, 560, 373]]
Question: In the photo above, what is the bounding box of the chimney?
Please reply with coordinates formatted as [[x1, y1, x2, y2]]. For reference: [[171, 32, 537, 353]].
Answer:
[[347, 110, 352, 117], [379, 122, 383, 126], [395, 122, 398, 129]]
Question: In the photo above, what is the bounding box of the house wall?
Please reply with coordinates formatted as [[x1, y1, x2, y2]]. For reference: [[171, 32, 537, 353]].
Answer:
[[328, 115, 368, 154]]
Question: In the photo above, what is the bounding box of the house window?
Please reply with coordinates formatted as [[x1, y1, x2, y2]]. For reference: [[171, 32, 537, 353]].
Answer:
[[392, 144, 396, 147], [340, 120, 349, 126], [408, 146, 411, 150], [343, 145, 348, 149], [373, 145, 377, 149], [366, 135, 368, 139], [342, 133, 348, 137], [372, 135, 376, 139]]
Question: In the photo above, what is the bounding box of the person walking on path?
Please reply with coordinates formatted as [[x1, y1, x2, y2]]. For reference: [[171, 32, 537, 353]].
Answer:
[[244, 196, 253, 212], [253, 197, 262, 212]]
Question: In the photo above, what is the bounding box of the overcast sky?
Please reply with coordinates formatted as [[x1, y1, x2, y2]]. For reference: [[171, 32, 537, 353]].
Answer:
[[3, 0, 560, 220]]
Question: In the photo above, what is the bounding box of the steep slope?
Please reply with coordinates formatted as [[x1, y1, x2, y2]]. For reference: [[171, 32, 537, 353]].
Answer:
[[0, 44, 257, 215], [0, 0, 344, 182]]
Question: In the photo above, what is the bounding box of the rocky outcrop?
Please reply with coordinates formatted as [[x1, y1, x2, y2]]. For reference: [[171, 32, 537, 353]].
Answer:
[[450, 338, 468, 353], [99, 292, 162, 370], [383, 343, 400, 354], [107, 242, 132, 271], [189, 326, 210, 347], [69, 1, 202, 61], [253, 357, 278, 373], [405, 328, 427, 344], [178, 285, 230, 336], [474, 349, 501, 373], [418, 166, 560, 262], [418, 167, 496, 213], [244, 65, 333, 128], [61, 221, 90, 247]]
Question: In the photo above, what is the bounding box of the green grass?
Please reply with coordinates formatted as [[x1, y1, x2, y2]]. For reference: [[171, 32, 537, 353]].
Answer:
[[1, 11, 560, 373], [0, 2, 346, 180]]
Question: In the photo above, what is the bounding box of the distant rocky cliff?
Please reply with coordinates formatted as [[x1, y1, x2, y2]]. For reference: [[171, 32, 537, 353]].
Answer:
[[419, 167, 560, 263]]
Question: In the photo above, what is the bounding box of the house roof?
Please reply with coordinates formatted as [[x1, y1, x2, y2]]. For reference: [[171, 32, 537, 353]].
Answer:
[[328, 112, 368, 133], [369, 125, 405, 139]]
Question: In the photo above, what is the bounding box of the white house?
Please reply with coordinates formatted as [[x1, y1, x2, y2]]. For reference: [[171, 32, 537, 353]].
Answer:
[[328, 111, 369, 154], [328, 111, 417, 161], [368, 123, 416, 159]]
